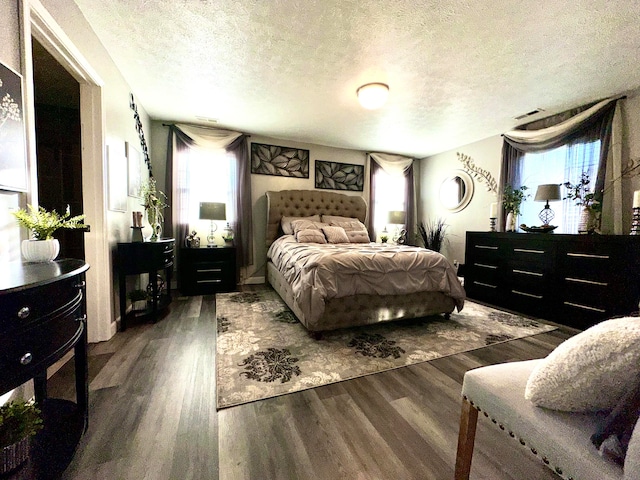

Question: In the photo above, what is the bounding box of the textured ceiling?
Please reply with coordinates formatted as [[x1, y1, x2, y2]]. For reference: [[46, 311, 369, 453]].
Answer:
[[72, 0, 640, 158]]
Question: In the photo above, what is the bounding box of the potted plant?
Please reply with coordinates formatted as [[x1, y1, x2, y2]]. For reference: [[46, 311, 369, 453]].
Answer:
[[417, 218, 449, 252], [127, 289, 149, 312], [0, 400, 43, 474], [502, 185, 530, 231], [563, 172, 601, 233], [12, 204, 86, 262], [140, 178, 168, 241]]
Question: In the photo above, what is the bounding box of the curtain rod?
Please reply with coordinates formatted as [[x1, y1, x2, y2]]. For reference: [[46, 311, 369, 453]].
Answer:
[[162, 122, 250, 137]]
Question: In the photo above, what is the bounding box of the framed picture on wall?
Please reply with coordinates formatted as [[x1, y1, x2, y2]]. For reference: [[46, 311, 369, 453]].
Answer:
[[107, 145, 127, 212], [315, 160, 364, 191], [250, 142, 309, 178], [0, 61, 28, 192], [126, 141, 142, 197]]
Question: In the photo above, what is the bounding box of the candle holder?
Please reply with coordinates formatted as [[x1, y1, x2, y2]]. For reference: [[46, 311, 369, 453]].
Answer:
[[631, 207, 640, 235], [489, 217, 497, 232]]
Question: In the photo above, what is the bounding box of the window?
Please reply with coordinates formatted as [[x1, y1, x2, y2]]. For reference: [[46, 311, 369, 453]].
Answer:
[[181, 147, 234, 235], [517, 140, 601, 233], [373, 169, 405, 235]]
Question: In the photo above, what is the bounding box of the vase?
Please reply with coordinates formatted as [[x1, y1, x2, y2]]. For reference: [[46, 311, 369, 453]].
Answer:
[[506, 212, 517, 232], [146, 206, 162, 241], [21, 239, 60, 262], [1, 437, 30, 474], [578, 207, 598, 234]]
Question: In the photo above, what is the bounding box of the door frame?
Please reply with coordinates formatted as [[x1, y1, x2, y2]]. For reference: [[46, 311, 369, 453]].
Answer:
[[20, 0, 115, 342]]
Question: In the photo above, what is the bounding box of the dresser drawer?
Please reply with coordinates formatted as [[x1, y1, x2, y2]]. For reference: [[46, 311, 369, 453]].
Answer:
[[0, 277, 83, 335], [0, 299, 84, 390]]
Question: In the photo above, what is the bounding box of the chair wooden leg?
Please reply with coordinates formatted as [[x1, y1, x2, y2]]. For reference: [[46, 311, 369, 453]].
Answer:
[[455, 397, 479, 480]]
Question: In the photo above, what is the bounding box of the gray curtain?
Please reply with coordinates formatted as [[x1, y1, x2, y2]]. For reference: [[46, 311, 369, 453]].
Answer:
[[367, 158, 381, 240], [404, 165, 416, 245], [226, 135, 253, 268]]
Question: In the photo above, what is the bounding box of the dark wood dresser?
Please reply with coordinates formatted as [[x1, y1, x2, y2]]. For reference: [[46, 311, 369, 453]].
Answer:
[[0, 259, 89, 479], [117, 239, 174, 330], [465, 232, 640, 329], [178, 246, 237, 295]]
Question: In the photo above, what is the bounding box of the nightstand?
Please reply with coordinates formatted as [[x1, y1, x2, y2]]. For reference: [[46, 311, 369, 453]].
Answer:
[[179, 247, 237, 295]]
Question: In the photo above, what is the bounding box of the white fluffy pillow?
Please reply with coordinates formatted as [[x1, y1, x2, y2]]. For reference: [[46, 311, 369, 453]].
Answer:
[[525, 317, 640, 412], [281, 215, 321, 235], [322, 225, 349, 244]]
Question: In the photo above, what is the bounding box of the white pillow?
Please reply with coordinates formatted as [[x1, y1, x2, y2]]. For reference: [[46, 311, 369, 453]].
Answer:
[[321, 225, 349, 244], [296, 229, 326, 244], [281, 215, 321, 235], [525, 317, 640, 412]]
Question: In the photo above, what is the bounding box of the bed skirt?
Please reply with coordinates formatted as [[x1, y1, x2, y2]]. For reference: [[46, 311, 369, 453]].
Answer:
[[267, 261, 457, 332]]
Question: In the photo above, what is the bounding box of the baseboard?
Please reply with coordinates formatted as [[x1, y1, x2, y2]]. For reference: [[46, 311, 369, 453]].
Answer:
[[244, 276, 265, 285]]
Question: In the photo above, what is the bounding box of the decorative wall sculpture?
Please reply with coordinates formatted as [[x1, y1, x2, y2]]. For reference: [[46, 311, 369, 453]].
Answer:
[[315, 160, 364, 191], [457, 152, 497, 194], [129, 93, 153, 176], [251, 143, 309, 178]]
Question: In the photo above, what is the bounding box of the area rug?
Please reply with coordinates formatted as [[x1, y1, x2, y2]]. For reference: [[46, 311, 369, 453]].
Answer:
[[216, 289, 557, 409]]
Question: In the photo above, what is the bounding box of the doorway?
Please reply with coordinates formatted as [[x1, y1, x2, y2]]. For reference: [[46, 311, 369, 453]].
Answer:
[[31, 38, 85, 260]]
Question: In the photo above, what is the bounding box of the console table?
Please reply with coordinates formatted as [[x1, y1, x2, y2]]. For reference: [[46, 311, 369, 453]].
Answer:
[[117, 239, 174, 330], [0, 259, 89, 479], [465, 232, 640, 329]]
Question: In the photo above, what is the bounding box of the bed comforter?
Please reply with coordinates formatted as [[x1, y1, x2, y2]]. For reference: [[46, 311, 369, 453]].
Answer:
[[267, 236, 466, 324]]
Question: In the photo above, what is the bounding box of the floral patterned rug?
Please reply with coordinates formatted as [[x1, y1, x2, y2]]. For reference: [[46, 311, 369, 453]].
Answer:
[[216, 289, 557, 409]]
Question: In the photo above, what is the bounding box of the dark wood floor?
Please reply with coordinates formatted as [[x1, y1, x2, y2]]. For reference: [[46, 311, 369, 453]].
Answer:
[[49, 287, 576, 480]]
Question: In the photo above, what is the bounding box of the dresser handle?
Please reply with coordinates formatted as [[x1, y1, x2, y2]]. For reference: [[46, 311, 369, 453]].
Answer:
[[17, 307, 30, 319], [74, 280, 86, 289], [76, 314, 88, 323], [198, 268, 222, 273], [20, 353, 33, 365]]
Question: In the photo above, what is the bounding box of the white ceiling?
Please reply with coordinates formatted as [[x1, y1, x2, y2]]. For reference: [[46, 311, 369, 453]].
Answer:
[[72, 0, 640, 158]]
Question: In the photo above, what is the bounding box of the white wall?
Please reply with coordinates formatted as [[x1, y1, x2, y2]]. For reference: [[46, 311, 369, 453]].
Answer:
[[419, 135, 502, 265]]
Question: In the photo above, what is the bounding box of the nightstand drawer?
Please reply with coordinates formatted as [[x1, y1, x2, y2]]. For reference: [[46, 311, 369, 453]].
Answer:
[[179, 247, 237, 295]]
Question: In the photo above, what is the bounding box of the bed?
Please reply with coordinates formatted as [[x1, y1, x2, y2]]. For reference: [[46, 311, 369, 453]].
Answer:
[[265, 189, 466, 333]]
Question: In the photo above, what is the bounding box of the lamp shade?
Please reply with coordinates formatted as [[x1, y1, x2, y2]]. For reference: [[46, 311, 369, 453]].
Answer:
[[199, 202, 226, 220], [387, 210, 406, 224], [357, 83, 389, 110], [534, 184, 561, 202]]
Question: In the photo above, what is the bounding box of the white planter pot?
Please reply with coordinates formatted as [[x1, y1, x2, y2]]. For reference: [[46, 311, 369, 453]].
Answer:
[[21, 239, 60, 262]]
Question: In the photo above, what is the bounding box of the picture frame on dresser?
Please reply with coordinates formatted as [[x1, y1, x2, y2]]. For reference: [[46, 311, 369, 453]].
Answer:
[[0, 61, 28, 192]]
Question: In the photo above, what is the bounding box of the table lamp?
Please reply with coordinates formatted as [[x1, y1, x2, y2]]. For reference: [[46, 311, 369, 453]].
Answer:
[[534, 184, 561, 226], [199, 202, 226, 247]]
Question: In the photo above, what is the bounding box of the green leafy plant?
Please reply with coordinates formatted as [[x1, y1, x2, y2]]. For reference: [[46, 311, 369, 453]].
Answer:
[[12, 204, 85, 240], [417, 218, 448, 252], [502, 185, 530, 216], [0, 400, 43, 448], [140, 177, 168, 226], [563, 172, 601, 212]]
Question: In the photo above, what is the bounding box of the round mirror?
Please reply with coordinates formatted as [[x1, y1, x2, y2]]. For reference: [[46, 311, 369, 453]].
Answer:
[[440, 170, 474, 213]]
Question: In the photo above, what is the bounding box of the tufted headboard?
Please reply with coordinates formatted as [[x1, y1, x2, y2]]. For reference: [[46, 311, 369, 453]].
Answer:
[[265, 190, 368, 247]]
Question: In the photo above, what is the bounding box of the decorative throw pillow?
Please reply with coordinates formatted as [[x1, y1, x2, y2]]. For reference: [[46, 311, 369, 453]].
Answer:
[[290, 219, 324, 235], [321, 226, 349, 244], [625, 418, 640, 480], [296, 229, 327, 244], [524, 317, 640, 412], [592, 373, 640, 465], [281, 215, 321, 235], [346, 230, 370, 243]]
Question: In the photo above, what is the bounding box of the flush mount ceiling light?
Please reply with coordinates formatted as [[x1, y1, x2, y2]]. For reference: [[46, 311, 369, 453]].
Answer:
[[356, 82, 389, 110]]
